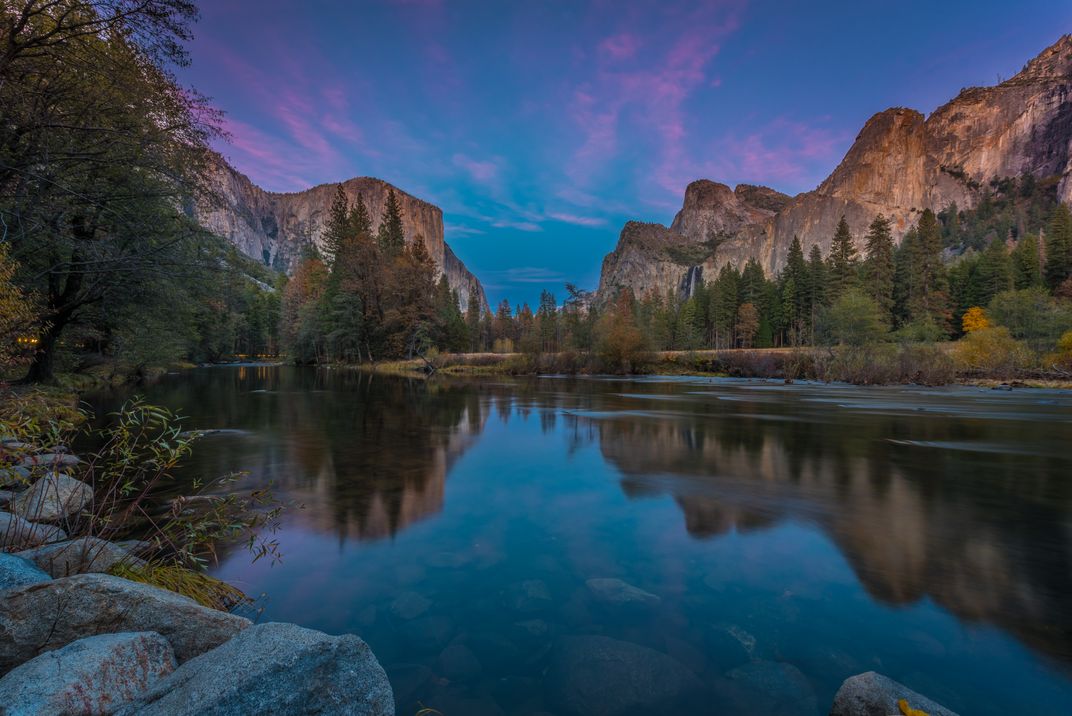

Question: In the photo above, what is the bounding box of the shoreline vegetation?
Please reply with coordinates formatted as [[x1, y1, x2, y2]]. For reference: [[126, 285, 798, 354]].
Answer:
[[334, 346, 1072, 389]]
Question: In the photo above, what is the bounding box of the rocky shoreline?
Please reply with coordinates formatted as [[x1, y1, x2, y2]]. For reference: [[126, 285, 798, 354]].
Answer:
[[2, 438, 961, 715]]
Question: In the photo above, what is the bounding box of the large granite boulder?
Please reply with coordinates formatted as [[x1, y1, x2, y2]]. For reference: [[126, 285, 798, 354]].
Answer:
[[16, 537, 140, 578], [0, 631, 176, 715], [0, 511, 67, 549], [831, 671, 960, 716], [10, 472, 93, 521], [545, 635, 704, 716], [0, 553, 51, 591], [116, 622, 394, 715], [0, 573, 249, 674]]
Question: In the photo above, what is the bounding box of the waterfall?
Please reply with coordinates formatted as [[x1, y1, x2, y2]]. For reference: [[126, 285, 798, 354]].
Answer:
[[679, 265, 703, 298]]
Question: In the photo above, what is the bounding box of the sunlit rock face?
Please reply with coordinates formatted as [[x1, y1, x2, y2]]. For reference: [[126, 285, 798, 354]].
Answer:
[[597, 35, 1072, 302], [195, 156, 487, 310]]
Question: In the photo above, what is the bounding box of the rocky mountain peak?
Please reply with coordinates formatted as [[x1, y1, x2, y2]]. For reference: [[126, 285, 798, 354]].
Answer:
[[596, 35, 1072, 303], [196, 156, 487, 310]]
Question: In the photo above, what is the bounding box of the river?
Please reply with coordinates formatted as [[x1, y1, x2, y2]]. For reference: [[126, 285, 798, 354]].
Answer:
[[84, 366, 1072, 715]]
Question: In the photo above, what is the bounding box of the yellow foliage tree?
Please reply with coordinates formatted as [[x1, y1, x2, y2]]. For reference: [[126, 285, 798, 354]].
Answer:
[[0, 244, 39, 371], [961, 306, 991, 333]]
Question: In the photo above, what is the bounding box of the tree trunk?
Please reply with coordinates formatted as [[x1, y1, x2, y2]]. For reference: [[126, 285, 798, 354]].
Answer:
[[23, 318, 64, 384]]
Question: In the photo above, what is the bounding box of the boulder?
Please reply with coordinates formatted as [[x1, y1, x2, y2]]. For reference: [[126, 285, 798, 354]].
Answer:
[[0, 464, 31, 487], [0, 511, 67, 550], [0, 631, 176, 715], [545, 635, 704, 716], [19, 452, 80, 468], [724, 660, 817, 716], [16, 536, 141, 577], [10, 472, 93, 521], [585, 577, 661, 607], [0, 488, 15, 505], [116, 622, 394, 715], [0, 573, 249, 674], [830, 671, 960, 716], [0, 553, 51, 591]]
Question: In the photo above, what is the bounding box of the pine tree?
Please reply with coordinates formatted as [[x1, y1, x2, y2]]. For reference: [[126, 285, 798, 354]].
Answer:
[[912, 208, 950, 331], [1044, 203, 1072, 289], [828, 216, 859, 298], [377, 189, 406, 256], [466, 289, 481, 352], [1011, 233, 1043, 289], [806, 245, 827, 344], [323, 185, 350, 267], [349, 193, 372, 237], [862, 215, 895, 321], [976, 237, 1012, 304], [709, 265, 739, 349]]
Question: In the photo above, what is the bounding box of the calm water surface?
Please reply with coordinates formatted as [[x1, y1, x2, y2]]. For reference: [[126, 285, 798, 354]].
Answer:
[[86, 366, 1072, 715]]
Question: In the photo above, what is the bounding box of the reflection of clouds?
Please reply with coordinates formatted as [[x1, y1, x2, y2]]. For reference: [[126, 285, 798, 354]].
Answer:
[[590, 390, 1072, 669]]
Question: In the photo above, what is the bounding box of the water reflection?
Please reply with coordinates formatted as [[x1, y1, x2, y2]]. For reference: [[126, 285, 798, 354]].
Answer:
[[85, 371, 1072, 713]]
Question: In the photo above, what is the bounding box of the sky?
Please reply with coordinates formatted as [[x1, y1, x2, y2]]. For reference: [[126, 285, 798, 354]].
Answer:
[[179, 0, 1072, 307]]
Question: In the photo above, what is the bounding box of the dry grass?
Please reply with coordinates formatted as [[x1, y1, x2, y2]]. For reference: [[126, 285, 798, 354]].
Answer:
[[109, 560, 248, 611]]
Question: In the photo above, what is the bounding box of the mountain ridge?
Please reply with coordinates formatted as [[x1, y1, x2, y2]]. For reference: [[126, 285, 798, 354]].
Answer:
[[195, 156, 488, 311], [597, 34, 1072, 302]]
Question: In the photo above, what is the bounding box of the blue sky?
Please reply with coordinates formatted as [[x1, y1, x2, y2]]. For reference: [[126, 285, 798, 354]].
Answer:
[[181, 0, 1072, 307]]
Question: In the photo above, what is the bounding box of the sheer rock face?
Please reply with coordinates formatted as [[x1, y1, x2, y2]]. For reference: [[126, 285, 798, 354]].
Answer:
[[196, 158, 488, 310], [597, 35, 1072, 301]]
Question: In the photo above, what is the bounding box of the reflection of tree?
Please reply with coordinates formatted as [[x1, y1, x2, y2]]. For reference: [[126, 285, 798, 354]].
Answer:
[[590, 386, 1072, 669]]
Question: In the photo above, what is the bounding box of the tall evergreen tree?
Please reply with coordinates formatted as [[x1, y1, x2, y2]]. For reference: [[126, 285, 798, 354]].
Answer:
[[1044, 203, 1072, 289], [466, 290, 482, 352], [349, 193, 372, 238], [862, 215, 895, 321], [1011, 233, 1043, 289], [828, 216, 859, 298], [323, 186, 350, 266], [377, 189, 406, 256], [912, 208, 950, 330], [806, 244, 827, 344], [976, 237, 1013, 304]]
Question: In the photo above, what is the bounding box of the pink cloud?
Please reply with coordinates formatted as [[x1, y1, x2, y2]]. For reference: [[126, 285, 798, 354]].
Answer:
[[452, 153, 501, 184], [599, 33, 641, 61], [565, 2, 745, 193], [547, 212, 607, 227]]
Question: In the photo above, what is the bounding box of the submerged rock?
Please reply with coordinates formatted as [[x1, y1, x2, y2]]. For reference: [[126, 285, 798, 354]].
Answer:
[[504, 579, 553, 613], [585, 577, 661, 607], [725, 660, 817, 716], [0, 553, 51, 591], [390, 591, 432, 620], [16, 536, 141, 577], [0, 631, 176, 715], [10, 472, 93, 521], [545, 635, 703, 716], [830, 671, 960, 716], [0, 573, 249, 674], [437, 642, 482, 682], [116, 622, 394, 715], [0, 511, 67, 550]]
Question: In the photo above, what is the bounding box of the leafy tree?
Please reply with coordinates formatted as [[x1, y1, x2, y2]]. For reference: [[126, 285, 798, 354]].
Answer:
[[736, 302, 759, 348], [596, 290, 645, 371], [1, 0, 219, 381], [819, 289, 888, 347], [961, 306, 990, 333]]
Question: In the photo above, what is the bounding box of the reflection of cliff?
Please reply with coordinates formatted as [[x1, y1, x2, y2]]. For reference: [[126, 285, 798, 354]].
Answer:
[[593, 402, 1072, 668], [154, 369, 488, 544]]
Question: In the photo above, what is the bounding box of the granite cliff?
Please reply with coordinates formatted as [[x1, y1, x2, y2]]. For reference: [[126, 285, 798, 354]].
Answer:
[[598, 35, 1072, 302], [196, 157, 487, 310]]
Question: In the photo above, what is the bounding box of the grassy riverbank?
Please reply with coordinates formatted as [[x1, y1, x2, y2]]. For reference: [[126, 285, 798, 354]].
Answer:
[[354, 346, 1072, 388]]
